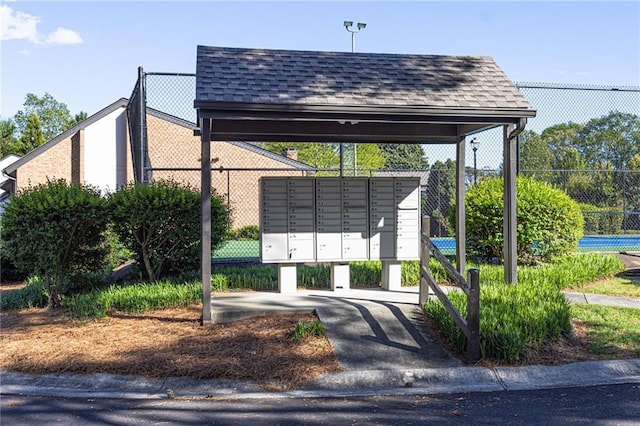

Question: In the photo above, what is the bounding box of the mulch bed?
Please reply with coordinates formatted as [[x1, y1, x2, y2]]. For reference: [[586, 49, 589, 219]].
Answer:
[[0, 304, 341, 391]]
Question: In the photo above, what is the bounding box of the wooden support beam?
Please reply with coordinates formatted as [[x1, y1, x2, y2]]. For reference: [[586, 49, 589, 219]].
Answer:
[[201, 119, 212, 324], [455, 135, 466, 275], [503, 123, 517, 284]]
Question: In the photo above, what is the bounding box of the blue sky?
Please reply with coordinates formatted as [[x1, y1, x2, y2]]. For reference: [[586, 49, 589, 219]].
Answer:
[[2, 1, 639, 122]]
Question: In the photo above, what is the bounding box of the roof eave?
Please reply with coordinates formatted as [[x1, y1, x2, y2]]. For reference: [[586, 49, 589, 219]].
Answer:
[[4, 98, 129, 175], [194, 101, 536, 122]]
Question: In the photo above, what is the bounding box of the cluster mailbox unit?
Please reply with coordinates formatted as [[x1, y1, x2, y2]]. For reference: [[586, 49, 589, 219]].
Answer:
[[260, 177, 421, 292]]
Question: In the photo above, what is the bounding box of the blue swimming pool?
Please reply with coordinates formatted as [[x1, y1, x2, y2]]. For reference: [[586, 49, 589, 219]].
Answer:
[[431, 235, 640, 253]]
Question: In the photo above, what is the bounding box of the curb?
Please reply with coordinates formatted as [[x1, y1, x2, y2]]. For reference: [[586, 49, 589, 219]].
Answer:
[[2, 359, 639, 400]]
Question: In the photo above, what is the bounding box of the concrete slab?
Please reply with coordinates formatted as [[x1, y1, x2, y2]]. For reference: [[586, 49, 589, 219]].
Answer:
[[211, 288, 462, 371], [562, 291, 640, 309]]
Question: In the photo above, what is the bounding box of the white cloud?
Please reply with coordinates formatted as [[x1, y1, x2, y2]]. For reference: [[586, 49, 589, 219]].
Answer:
[[45, 27, 83, 45], [0, 5, 83, 46], [1, 5, 40, 43]]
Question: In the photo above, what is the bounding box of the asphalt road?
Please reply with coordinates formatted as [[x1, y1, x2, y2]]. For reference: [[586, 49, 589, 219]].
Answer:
[[2, 384, 639, 425]]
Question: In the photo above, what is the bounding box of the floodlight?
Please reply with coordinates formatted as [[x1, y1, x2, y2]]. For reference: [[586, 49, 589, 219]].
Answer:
[[344, 21, 353, 28], [357, 22, 366, 30]]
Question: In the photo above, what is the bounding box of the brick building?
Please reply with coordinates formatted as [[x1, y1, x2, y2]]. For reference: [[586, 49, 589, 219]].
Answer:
[[2, 98, 312, 228]]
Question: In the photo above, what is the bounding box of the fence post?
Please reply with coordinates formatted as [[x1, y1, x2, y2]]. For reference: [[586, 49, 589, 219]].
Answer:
[[419, 215, 430, 306], [467, 268, 481, 362]]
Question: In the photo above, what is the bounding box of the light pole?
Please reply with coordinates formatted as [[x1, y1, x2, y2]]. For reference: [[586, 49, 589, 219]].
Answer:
[[470, 138, 479, 184], [344, 21, 366, 176], [343, 21, 366, 53]]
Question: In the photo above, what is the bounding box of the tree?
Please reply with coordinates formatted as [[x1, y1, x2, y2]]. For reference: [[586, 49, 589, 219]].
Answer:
[[344, 143, 385, 175], [13, 93, 74, 141], [540, 122, 586, 170], [0, 118, 21, 157], [579, 112, 640, 170], [263, 142, 340, 169], [71, 111, 88, 126], [518, 130, 553, 182], [379, 143, 428, 170], [18, 114, 46, 155]]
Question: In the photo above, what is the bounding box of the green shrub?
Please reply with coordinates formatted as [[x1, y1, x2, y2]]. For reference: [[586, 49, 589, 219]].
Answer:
[[598, 207, 624, 235], [229, 225, 259, 241], [1, 180, 109, 307], [579, 203, 624, 235], [104, 227, 134, 268], [108, 180, 229, 281], [212, 265, 277, 290], [453, 176, 584, 265], [579, 203, 600, 234], [425, 280, 572, 363], [0, 276, 48, 310], [423, 253, 623, 362]]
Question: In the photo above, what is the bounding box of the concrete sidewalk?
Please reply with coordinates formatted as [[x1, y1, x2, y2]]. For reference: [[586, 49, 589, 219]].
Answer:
[[2, 286, 639, 400]]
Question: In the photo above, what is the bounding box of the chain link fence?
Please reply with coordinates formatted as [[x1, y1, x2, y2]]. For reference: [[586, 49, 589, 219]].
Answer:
[[129, 72, 640, 259]]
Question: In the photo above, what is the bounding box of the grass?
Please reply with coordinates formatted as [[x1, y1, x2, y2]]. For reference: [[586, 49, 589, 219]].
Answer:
[[571, 304, 640, 358], [423, 253, 628, 363], [568, 276, 640, 299], [287, 319, 326, 343], [2, 251, 637, 364]]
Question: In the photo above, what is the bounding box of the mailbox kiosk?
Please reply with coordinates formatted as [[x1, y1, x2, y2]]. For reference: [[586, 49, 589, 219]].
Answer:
[[260, 177, 420, 292]]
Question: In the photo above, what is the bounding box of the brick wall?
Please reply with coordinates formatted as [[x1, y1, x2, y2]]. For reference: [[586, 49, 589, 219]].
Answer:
[[14, 113, 307, 229], [145, 115, 306, 228], [16, 133, 77, 190]]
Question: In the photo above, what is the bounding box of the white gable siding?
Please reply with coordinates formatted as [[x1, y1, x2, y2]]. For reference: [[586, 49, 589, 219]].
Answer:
[[83, 107, 128, 193]]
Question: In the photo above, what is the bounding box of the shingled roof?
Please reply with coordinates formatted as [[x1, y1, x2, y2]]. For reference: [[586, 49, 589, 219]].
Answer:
[[194, 45, 535, 143], [195, 46, 531, 111]]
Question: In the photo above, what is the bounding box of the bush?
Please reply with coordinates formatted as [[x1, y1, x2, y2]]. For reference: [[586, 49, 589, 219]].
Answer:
[[1, 180, 109, 307], [425, 281, 572, 363], [0, 276, 48, 310], [229, 225, 259, 241], [454, 176, 584, 265], [423, 253, 623, 362], [598, 207, 624, 234], [104, 227, 134, 268], [109, 180, 229, 281], [579, 203, 624, 235], [579, 203, 600, 234]]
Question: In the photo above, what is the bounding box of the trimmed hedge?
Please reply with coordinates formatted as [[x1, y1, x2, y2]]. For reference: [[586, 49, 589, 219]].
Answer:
[[580, 203, 624, 235], [108, 180, 229, 281], [1, 180, 109, 307], [453, 176, 584, 265]]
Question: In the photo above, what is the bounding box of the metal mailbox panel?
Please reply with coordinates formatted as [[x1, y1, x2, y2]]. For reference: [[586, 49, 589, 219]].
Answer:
[[317, 233, 342, 260], [370, 231, 396, 260], [342, 238, 369, 260], [261, 233, 288, 262]]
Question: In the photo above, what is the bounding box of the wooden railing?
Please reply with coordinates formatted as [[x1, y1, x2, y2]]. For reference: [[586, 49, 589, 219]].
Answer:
[[419, 216, 481, 362]]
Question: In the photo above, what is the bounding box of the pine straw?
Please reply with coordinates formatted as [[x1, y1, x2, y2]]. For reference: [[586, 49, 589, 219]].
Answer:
[[0, 305, 341, 391]]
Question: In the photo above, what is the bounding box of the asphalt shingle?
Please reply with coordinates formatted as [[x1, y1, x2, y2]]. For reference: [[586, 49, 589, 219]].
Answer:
[[195, 46, 531, 110]]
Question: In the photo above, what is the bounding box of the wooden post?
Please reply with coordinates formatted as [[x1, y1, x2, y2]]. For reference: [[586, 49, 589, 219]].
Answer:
[[455, 135, 466, 275], [419, 215, 431, 306], [201, 119, 212, 324], [467, 268, 481, 362], [503, 124, 517, 284]]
